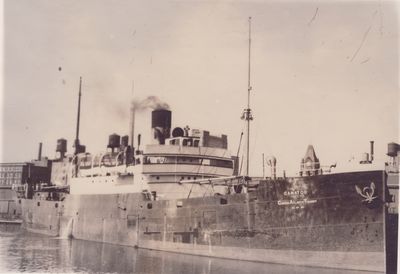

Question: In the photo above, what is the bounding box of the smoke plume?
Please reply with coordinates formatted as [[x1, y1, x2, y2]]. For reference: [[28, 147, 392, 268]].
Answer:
[[131, 96, 170, 111]]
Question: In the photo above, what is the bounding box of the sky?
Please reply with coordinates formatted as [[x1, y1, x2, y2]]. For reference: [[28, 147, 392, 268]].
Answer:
[[1, 0, 399, 176]]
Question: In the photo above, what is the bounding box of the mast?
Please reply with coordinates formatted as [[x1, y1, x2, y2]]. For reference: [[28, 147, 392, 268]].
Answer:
[[130, 80, 135, 149], [74, 76, 82, 155], [241, 17, 253, 176]]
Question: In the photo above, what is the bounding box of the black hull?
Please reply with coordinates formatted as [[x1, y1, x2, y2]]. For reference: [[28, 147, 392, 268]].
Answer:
[[19, 170, 395, 272]]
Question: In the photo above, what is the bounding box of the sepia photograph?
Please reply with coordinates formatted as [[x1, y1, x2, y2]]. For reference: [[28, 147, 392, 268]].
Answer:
[[0, 1, 398, 273]]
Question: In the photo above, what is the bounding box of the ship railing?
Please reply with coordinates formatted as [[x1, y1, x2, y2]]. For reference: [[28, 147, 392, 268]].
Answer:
[[178, 175, 254, 197], [179, 175, 247, 186], [78, 165, 127, 177], [70, 151, 132, 178]]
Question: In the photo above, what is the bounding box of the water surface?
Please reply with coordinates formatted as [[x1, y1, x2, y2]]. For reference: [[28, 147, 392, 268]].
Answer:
[[0, 224, 366, 273]]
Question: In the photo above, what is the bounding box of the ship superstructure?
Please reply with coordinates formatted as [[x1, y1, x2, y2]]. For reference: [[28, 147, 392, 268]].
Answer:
[[38, 107, 237, 200]]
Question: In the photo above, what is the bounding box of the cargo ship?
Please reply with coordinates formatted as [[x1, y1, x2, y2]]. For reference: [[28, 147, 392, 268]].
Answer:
[[14, 18, 398, 273], [15, 106, 399, 273]]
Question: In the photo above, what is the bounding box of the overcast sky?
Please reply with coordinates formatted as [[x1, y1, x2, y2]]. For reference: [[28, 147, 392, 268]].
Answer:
[[1, 0, 399, 175]]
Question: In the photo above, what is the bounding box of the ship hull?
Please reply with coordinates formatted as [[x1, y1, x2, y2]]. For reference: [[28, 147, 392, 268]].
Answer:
[[19, 170, 390, 272]]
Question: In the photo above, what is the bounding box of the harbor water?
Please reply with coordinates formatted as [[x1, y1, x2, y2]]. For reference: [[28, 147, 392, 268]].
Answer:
[[0, 224, 367, 274]]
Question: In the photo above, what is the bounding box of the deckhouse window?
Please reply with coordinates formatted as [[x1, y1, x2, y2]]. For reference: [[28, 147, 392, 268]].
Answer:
[[143, 156, 233, 168], [169, 139, 180, 145]]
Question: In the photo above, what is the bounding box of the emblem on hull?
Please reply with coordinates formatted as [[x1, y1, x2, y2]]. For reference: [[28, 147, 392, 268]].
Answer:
[[355, 182, 377, 203]]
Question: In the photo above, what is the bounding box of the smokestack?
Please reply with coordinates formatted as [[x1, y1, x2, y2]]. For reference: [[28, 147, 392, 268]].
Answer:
[[38, 142, 42, 160], [370, 141, 374, 162], [129, 102, 135, 149], [129, 96, 170, 146], [151, 109, 172, 144]]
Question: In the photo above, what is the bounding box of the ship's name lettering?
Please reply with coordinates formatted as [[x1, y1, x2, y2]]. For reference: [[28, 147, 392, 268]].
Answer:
[[283, 190, 307, 196], [277, 199, 317, 206]]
